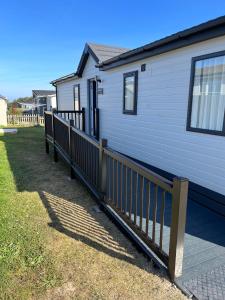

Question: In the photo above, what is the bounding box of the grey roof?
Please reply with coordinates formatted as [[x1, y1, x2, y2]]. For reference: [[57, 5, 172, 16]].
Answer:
[[75, 42, 129, 77], [88, 42, 129, 63], [0, 94, 7, 100], [51, 43, 129, 85], [32, 90, 56, 96]]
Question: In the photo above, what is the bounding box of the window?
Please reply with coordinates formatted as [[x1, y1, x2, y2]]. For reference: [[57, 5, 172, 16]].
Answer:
[[39, 97, 46, 104], [123, 71, 138, 114], [73, 84, 80, 111], [187, 51, 225, 135]]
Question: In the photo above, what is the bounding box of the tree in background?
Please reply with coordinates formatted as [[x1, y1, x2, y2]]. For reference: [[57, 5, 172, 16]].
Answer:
[[13, 96, 33, 104], [8, 96, 33, 114]]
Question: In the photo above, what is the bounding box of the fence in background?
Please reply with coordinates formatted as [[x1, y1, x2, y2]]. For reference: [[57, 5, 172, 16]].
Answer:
[[7, 114, 44, 126], [44, 111, 189, 280]]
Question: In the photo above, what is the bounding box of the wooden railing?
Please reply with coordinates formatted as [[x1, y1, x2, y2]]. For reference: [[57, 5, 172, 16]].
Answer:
[[7, 114, 44, 126], [45, 113, 53, 137], [55, 109, 85, 131], [103, 147, 188, 279], [54, 115, 70, 156], [44, 112, 188, 280], [71, 126, 100, 190]]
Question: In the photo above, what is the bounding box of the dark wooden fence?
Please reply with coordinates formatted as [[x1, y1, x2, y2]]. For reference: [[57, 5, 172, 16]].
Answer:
[[70, 127, 100, 190], [45, 113, 53, 137], [54, 115, 70, 156], [44, 111, 188, 280]]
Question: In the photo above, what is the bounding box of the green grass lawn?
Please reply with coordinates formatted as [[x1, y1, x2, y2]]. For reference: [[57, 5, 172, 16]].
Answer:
[[0, 127, 60, 299], [0, 127, 185, 300]]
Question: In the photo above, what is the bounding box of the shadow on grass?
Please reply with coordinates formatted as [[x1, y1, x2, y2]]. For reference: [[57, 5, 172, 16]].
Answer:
[[0, 127, 157, 273], [2, 126, 225, 283]]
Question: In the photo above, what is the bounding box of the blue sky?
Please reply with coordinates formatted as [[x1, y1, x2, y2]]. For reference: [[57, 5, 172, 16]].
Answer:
[[1, 0, 225, 100]]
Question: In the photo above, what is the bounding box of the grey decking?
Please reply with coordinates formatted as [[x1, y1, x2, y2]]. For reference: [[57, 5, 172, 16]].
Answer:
[[177, 199, 225, 298], [133, 194, 225, 298], [182, 264, 225, 299], [128, 157, 225, 298]]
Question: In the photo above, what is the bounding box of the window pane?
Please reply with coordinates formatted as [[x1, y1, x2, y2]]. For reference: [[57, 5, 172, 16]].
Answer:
[[74, 86, 79, 110], [74, 101, 79, 110], [74, 86, 79, 100], [125, 76, 135, 111], [190, 55, 225, 131]]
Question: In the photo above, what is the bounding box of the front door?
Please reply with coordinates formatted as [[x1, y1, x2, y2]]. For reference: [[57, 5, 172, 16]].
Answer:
[[88, 79, 97, 137]]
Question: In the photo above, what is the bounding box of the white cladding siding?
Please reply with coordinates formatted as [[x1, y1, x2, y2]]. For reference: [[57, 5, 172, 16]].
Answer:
[[57, 79, 77, 110], [56, 35, 225, 196], [46, 95, 57, 111]]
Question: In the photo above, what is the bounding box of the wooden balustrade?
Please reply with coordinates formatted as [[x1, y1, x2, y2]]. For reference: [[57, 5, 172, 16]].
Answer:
[[44, 111, 188, 280]]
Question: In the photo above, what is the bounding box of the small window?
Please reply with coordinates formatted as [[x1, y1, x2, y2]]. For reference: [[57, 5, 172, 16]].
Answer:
[[123, 71, 138, 115], [73, 84, 80, 111], [187, 51, 225, 135]]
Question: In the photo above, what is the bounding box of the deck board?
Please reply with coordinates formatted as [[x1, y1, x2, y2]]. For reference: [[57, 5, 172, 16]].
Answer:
[[130, 196, 225, 298], [177, 199, 225, 297], [121, 156, 225, 298]]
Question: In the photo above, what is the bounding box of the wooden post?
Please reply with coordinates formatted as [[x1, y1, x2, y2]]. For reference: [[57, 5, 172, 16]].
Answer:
[[82, 107, 85, 132], [99, 139, 108, 197], [168, 177, 189, 280], [68, 119, 75, 179], [45, 140, 49, 154], [94, 108, 100, 140], [52, 110, 58, 162], [44, 112, 49, 154]]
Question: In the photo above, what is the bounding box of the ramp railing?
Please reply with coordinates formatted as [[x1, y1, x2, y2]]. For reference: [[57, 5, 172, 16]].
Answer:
[[44, 111, 188, 280]]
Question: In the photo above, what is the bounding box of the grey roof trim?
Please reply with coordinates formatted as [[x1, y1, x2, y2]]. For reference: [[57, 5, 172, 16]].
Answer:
[[76, 43, 99, 77], [50, 73, 78, 85], [50, 44, 98, 84], [98, 15, 225, 70], [51, 43, 129, 85], [77, 43, 129, 75]]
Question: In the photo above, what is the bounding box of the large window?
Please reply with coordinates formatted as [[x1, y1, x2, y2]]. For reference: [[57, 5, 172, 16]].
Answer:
[[73, 84, 80, 111], [187, 51, 225, 135], [123, 71, 138, 115]]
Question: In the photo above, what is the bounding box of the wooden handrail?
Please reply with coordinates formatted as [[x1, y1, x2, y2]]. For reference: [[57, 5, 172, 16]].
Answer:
[[104, 147, 173, 193], [71, 126, 99, 148], [54, 113, 69, 127], [44, 111, 53, 115], [56, 110, 83, 113]]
